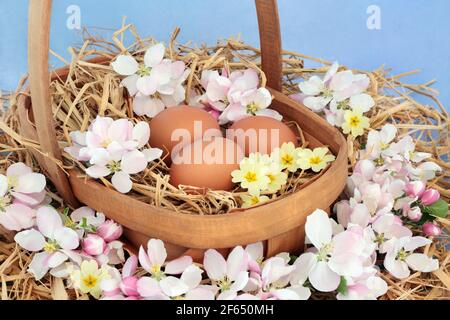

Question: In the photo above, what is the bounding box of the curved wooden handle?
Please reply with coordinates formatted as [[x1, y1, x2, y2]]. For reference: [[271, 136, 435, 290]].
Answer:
[[28, 0, 79, 207], [28, 0, 283, 206]]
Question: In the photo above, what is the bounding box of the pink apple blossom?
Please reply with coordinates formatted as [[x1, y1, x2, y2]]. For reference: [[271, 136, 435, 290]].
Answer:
[[138, 239, 193, 280], [420, 189, 440, 206], [203, 246, 249, 300], [405, 181, 426, 198], [97, 220, 123, 242], [82, 234, 107, 256], [0, 163, 47, 231], [422, 223, 442, 237], [382, 236, 439, 279], [112, 43, 190, 117], [14, 206, 81, 280]]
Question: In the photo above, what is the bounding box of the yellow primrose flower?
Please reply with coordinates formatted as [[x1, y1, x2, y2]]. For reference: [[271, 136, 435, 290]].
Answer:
[[265, 162, 288, 193], [241, 194, 270, 208], [71, 260, 110, 299], [232, 158, 270, 196], [341, 107, 370, 137], [297, 147, 336, 173], [271, 142, 300, 173]]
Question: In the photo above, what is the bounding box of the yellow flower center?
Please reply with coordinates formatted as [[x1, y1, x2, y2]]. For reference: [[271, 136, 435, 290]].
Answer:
[[309, 156, 322, 165], [267, 174, 276, 183], [7, 176, 18, 189], [0, 196, 12, 212], [244, 172, 258, 183], [101, 139, 112, 148], [281, 154, 294, 166], [380, 142, 389, 151], [137, 64, 151, 77], [349, 116, 361, 127], [246, 102, 260, 115], [64, 218, 76, 228], [44, 241, 58, 254], [106, 161, 121, 173], [82, 275, 99, 289]]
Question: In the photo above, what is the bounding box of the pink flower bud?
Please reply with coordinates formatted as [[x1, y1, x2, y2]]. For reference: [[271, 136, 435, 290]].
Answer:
[[405, 181, 426, 198], [407, 207, 422, 222], [420, 189, 440, 206], [120, 276, 139, 297], [423, 223, 442, 237], [82, 234, 107, 256], [97, 220, 123, 242]]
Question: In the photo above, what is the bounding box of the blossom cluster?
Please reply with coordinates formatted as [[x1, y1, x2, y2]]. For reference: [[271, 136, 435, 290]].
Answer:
[[335, 124, 444, 279], [0, 163, 124, 283], [112, 43, 190, 118], [232, 143, 336, 208], [291, 62, 374, 137], [64, 116, 162, 193], [195, 68, 282, 124], [0, 158, 443, 300]]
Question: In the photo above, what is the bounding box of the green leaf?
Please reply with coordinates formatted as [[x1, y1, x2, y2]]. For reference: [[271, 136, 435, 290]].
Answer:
[[425, 199, 449, 218], [337, 277, 348, 295]]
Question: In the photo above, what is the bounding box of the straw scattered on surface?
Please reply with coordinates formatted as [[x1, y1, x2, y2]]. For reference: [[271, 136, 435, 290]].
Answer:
[[0, 25, 448, 300]]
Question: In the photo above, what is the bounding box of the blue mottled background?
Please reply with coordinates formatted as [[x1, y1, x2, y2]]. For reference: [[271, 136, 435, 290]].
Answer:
[[0, 0, 449, 111]]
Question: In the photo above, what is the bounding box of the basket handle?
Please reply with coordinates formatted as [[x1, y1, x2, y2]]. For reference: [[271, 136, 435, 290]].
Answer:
[[28, 0, 283, 206]]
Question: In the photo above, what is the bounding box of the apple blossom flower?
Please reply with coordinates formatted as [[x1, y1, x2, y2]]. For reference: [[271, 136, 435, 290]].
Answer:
[[101, 256, 141, 299], [112, 43, 190, 117], [219, 88, 281, 124], [420, 189, 440, 206], [0, 163, 47, 231], [341, 107, 370, 137], [199, 69, 232, 112], [82, 234, 107, 256], [65, 117, 153, 162], [138, 239, 193, 281], [295, 209, 367, 292], [138, 265, 216, 300], [70, 260, 111, 299], [386, 135, 432, 163], [364, 124, 397, 160], [97, 220, 123, 242], [14, 206, 81, 280], [245, 242, 264, 274], [295, 62, 370, 112], [336, 275, 387, 300], [297, 147, 336, 173], [245, 256, 310, 300], [406, 206, 422, 222], [371, 214, 412, 252], [86, 149, 148, 194], [383, 236, 439, 279], [422, 223, 442, 237], [203, 246, 249, 300], [405, 181, 426, 198], [407, 161, 442, 182]]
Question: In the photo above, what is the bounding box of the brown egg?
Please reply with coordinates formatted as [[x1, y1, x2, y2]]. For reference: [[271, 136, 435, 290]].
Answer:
[[227, 116, 298, 156], [149, 106, 222, 164], [170, 137, 244, 191]]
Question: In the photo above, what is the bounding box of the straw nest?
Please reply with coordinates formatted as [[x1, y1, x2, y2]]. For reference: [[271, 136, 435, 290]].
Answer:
[[0, 26, 448, 300]]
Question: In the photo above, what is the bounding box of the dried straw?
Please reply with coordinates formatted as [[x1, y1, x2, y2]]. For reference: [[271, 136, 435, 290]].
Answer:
[[0, 25, 448, 300]]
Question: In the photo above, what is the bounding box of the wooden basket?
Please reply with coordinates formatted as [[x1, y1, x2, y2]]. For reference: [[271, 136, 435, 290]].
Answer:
[[18, 0, 348, 261]]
